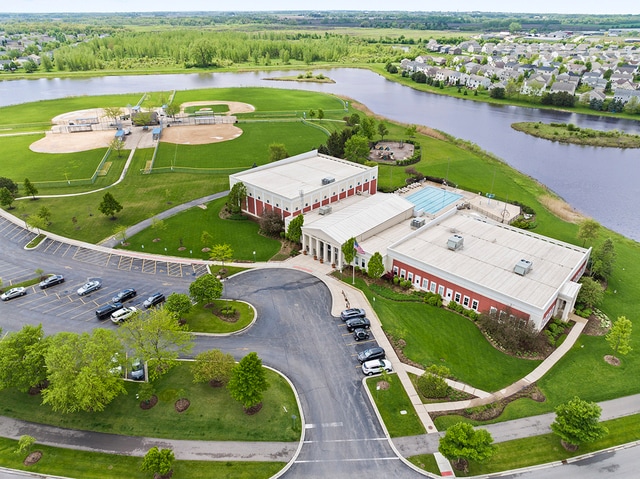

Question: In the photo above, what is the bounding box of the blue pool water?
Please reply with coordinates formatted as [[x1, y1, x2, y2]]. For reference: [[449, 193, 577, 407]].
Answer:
[[406, 186, 463, 215]]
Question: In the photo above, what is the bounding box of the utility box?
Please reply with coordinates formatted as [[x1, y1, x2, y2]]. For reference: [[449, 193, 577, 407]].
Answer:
[[318, 205, 332, 215], [514, 259, 533, 276], [447, 234, 464, 251], [411, 218, 426, 229]]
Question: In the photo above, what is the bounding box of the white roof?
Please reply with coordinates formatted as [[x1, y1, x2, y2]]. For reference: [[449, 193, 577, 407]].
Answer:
[[302, 194, 415, 246], [390, 212, 589, 309], [231, 151, 372, 201]]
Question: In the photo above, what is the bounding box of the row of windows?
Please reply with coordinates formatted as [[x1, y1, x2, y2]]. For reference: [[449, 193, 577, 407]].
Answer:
[[393, 265, 480, 312]]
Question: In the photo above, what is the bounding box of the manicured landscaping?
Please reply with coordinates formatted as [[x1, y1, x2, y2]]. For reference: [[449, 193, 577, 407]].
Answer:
[[185, 299, 254, 333], [0, 362, 300, 442], [366, 375, 425, 437], [0, 437, 283, 479]]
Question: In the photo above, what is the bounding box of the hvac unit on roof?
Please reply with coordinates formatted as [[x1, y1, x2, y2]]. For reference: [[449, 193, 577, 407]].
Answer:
[[318, 205, 332, 215], [447, 234, 464, 251], [411, 218, 426, 229], [514, 259, 533, 276], [321, 177, 336, 185]]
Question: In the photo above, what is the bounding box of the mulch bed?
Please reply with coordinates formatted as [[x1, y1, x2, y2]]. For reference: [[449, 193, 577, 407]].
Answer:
[[244, 403, 263, 415], [24, 451, 42, 466], [175, 398, 190, 413], [140, 395, 158, 410], [582, 314, 610, 336], [604, 355, 621, 366]]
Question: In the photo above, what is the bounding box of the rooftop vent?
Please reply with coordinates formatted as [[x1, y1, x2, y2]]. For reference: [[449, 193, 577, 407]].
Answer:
[[514, 259, 533, 276], [318, 205, 332, 215], [447, 234, 464, 251], [321, 177, 335, 185], [411, 218, 426, 229]]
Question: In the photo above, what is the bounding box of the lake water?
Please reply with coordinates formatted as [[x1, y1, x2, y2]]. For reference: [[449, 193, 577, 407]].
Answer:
[[2, 68, 639, 240]]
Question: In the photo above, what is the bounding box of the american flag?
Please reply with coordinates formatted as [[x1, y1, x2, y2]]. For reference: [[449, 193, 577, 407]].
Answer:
[[354, 240, 365, 254]]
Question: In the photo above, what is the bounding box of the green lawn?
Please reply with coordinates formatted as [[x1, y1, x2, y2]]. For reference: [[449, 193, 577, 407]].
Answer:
[[185, 299, 255, 333], [118, 197, 281, 261], [0, 437, 283, 479], [0, 362, 300, 442], [352, 278, 539, 392], [366, 375, 425, 437]]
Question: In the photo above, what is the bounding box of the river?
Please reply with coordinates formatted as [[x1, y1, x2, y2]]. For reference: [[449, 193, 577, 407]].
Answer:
[[2, 68, 639, 241]]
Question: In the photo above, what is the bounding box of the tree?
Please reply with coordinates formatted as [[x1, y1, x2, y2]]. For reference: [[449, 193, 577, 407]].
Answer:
[[164, 293, 192, 320], [98, 192, 123, 219], [341, 237, 356, 282], [417, 365, 450, 399], [227, 352, 270, 412], [590, 238, 616, 280], [377, 122, 389, 141], [606, 315, 633, 357], [577, 218, 600, 247], [132, 111, 152, 126], [165, 103, 180, 118], [509, 22, 522, 33], [141, 447, 174, 478], [42, 329, 126, 413], [0, 324, 49, 393], [576, 276, 603, 309], [367, 251, 385, 279], [118, 308, 193, 381], [150, 217, 166, 232], [227, 181, 247, 215], [14, 435, 36, 457], [405, 125, 417, 137], [286, 214, 304, 243], [0, 187, 15, 209], [113, 224, 128, 244], [37, 205, 52, 225], [23, 178, 38, 199], [317, 108, 324, 119], [358, 116, 376, 139], [259, 209, 284, 237], [27, 214, 47, 234], [344, 134, 370, 164], [209, 243, 233, 265], [551, 396, 608, 449], [268, 143, 289, 162], [191, 349, 236, 386], [439, 422, 494, 470], [201, 230, 213, 248], [190, 37, 214, 67], [103, 106, 123, 122], [189, 274, 223, 305], [109, 137, 126, 158], [0, 178, 18, 196]]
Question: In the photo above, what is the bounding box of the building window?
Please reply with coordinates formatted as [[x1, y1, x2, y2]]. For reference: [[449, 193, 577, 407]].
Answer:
[[324, 195, 327, 199], [408, 272, 413, 282], [490, 306, 497, 316], [438, 285, 445, 296], [249, 192, 253, 197], [422, 278, 429, 289], [258, 196, 261, 200], [400, 269, 406, 279], [275, 203, 279, 207], [305, 203, 308, 207], [266, 199, 270, 204], [471, 300, 479, 311], [430, 281, 437, 293], [454, 292, 461, 303], [357, 181, 361, 185], [361, 259, 365, 267], [341, 188, 345, 192], [463, 296, 470, 307], [393, 266, 399, 275], [285, 207, 289, 211], [349, 185, 353, 189]]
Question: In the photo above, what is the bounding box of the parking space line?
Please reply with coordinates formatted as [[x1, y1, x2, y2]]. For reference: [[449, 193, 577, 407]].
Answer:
[[59, 243, 74, 257], [167, 263, 183, 277], [142, 259, 157, 274], [118, 256, 133, 271]]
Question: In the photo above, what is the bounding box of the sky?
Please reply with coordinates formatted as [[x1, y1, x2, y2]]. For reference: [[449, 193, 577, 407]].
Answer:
[[4, 0, 639, 15]]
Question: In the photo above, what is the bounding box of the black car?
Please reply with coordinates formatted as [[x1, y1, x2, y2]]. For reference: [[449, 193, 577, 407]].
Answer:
[[143, 292, 165, 308], [39, 274, 65, 289], [340, 308, 366, 321], [353, 328, 370, 341], [112, 288, 137, 303], [95, 302, 123, 321], [357, 346, 386, 363], [345, 317, 371, 332]]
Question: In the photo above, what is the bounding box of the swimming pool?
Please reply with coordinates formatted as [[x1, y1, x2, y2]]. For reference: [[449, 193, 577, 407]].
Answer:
[[406, 186, 463, 215]]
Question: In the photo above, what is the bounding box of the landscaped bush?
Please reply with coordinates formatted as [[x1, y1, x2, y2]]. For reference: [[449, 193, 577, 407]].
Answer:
[[477, 310, 548, 356], [416, 365, 451, 399]]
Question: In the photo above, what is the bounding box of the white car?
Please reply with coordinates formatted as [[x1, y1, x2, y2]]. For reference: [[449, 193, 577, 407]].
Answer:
[[361, 359, 393, 376], [77, 280, 101, 296], [111, 306, 138, 324], [1, 287, 27, 301]]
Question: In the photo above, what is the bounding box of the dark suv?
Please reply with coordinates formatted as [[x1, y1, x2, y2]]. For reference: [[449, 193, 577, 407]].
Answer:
[[95, 302, 123, 320], [345, 317, 371, 332], [112, 288, 137, 303], [143, 292, 165, 308], [340, 308, 366, 321], [357, 346, 385, 363]]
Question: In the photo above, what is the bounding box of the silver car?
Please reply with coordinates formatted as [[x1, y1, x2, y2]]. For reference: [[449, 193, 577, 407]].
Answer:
[[1, 287, 27, 301], [77, 280, 101, 296], [361, 359, 393, 376]]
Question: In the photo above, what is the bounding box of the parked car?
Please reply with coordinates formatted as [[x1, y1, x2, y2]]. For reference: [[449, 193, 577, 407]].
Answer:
[[345, 316, 371, 332], [112, 288, 137, 303], [77, 280, 101, 296], [340, 308, 366, 321], [95, 302, 123, 320], [130, 359, 145, 380], [143, 292, 165, 308], [1, 287, 27, 301], [357, 346, 386, 363], [39, 274, 65, 289], [111, 306, 138, 324], [361, 359, 393, 376], [353, 328, 370, 341]]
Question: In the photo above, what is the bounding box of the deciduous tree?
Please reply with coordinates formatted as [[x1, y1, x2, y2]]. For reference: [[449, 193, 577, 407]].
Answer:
[[189, 274, 223, 305], [227, 352, 270, 412], [576, 276, 603, 309], [377, 122, 389, 140], [0, 187, 15, 209], [577, 218, 600, 247], [0, 324, 49, 393], [344, 134, 370, 164], [606, 315, 632, 358], [141, 447, 174, 478], [590, 238, 616, 280], [268, 143, 289, 162], [164, 293, 192, 320], [98, 192, 123, 219], [227, 182, 247, 215], [367, 252, 385, 279], [191, 349, 236, 386], [259, 209, 284, 237], [439, 422, 494, 470], [551, 396, 608, 449], [209, 243, 233, 265], [23, 178, 38, 199], [286, 214, 304, 243]]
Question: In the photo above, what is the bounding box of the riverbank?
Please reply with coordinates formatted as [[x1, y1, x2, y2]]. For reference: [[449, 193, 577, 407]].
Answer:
[[512, 122, 640, 148]]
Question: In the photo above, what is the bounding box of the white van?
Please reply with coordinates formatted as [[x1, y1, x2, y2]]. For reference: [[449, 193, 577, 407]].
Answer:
[[111, 306, 138, 324]]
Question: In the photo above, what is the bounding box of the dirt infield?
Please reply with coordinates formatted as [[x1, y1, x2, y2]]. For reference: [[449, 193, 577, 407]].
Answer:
[[30, 101, 254, 153]]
